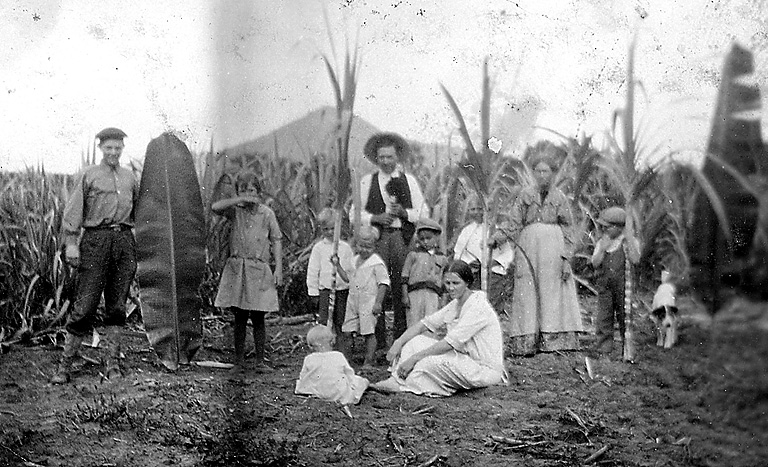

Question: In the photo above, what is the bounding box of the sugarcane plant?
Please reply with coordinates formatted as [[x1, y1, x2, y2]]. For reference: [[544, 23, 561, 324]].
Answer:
[[598, 34, 718, 362], [319, 14, 360, 329], [441, 57, 529, 294]]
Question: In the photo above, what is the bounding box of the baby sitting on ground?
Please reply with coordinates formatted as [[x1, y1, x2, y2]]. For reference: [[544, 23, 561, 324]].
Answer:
[[294, 325, 369, 405]]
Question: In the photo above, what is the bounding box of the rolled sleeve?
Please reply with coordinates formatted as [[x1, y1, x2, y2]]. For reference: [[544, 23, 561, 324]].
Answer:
[[405, 173, 427, 223], [373, 263, 391, 287], [61, 172, 86, 246]]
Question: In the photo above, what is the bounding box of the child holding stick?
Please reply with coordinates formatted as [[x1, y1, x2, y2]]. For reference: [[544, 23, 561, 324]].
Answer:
[[306, 208, 354, 356]]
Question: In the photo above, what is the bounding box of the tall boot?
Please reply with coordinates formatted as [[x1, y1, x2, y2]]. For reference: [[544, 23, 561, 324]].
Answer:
[[50, 332, 83, 384], [103, 326, 123, 379]]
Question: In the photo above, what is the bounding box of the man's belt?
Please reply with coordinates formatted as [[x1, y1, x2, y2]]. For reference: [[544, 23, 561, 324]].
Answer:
[[86, 224, 132, 232]]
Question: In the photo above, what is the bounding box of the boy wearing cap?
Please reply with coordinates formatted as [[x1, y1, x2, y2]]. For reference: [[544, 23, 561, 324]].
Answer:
[[306, 208, 355, 355], [401, 218, 449, 327], [52, 127, 138, 384], [590, 206, 641, 355]]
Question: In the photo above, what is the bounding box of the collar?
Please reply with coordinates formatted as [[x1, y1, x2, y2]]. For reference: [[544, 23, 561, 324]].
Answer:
[[378, 169, 402, 180]]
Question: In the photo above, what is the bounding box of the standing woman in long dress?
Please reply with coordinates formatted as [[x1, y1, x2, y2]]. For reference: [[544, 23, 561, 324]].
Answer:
[[503, 156, 583, 356]]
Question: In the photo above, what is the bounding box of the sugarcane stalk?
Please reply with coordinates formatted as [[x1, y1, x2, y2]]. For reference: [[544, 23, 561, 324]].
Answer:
[[481, 199, 490, 292], [622, 239, 635, 362]]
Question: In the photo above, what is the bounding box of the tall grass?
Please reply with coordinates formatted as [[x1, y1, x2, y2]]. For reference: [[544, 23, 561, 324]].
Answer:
[[0, 169, 75, 341]]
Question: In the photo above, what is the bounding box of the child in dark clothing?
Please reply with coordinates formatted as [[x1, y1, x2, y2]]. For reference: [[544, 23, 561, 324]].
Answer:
[[401, 218, 449, 327], [590, 206, 641, 355]]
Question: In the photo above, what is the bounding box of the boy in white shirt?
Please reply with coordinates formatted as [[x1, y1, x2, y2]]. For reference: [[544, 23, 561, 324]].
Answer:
[[306, 209, 355, 356]]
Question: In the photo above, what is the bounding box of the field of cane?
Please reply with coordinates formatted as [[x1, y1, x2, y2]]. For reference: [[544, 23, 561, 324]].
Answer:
[[1, 37, 767, 465]]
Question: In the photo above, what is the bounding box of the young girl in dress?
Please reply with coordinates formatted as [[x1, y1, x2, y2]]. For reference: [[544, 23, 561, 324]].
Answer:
[[212, 172, 283, 372]]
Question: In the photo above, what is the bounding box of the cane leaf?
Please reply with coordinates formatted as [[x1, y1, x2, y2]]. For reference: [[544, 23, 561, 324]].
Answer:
[[135, 133, 206, 370]]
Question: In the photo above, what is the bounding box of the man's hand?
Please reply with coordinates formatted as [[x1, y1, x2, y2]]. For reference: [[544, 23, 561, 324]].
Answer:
[[274, 271, 283, 287], [389, 203, 407, 219], [372, 302, 383, 317], [65, 244, 80, 268], [370, 213, 394, 226]]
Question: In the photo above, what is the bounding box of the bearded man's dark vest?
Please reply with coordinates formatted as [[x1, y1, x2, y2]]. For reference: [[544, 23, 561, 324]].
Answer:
[[365, 172, 415, 244]]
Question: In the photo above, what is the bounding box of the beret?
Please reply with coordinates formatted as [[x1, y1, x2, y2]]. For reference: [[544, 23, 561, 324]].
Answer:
[[597, 206, 626, 226], [95, 127, 127, 142], [363, 132, 411, 162], [415, 217, 442, 234]]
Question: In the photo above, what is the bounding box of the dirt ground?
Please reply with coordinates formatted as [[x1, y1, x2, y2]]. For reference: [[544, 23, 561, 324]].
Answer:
[[1, 294, 767, 467]]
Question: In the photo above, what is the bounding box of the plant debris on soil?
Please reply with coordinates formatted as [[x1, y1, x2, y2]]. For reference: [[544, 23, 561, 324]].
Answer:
[[1, 295, 767, 467]]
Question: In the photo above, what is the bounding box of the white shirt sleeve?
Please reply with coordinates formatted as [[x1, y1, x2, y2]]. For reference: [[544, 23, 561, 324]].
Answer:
[[306, 243, 321, 296], [404, 172, 428, 223], [350, 173, 374, 226]]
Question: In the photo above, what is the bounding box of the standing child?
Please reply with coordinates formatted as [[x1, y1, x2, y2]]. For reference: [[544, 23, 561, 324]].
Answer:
[[401, 218, 449, 327], [590, 206, 641, 355], [294, 325, 369, 406], [454, 196, 514, 310], [212, 172, 283, 372], [336, 226, 390, 368], [306, 208, 355, 356]]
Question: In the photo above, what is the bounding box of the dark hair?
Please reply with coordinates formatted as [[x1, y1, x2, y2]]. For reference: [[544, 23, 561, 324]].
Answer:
[[235, 171, 262, 194], [445, 260, 474, 285]]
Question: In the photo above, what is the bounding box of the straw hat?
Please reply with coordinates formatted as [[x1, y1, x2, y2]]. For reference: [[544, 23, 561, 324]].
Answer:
[[363, 132, 411, 163]]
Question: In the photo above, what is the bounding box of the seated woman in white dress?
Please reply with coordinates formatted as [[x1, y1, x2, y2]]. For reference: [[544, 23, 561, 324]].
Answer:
[[371, 261, 508, 397]]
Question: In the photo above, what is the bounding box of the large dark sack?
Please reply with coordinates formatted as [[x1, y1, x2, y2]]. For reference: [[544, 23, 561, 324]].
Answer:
[[135, 133, 206, 370]]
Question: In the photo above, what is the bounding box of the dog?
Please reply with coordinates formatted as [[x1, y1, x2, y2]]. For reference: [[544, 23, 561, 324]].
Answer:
[[650, 305, 679, 348], [650, 270, 679, 348]]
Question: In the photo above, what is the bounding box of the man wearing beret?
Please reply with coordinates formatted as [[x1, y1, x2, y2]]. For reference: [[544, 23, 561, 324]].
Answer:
[[51, 127, 139, 384], [351, 132, 428, 351]]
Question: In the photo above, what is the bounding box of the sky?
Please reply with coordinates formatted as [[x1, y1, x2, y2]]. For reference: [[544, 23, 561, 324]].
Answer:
[[1, 0, 767, 174]]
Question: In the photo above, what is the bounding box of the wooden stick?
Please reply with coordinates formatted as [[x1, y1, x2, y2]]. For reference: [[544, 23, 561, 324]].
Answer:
[[489, 435, 525, 446], [584, 444, 609, 463], [416, 454, 440, 467]]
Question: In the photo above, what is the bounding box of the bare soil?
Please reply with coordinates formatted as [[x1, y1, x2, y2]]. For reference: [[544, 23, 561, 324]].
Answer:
[[1, 295, 767, 467]]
